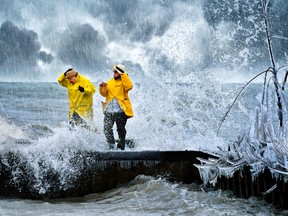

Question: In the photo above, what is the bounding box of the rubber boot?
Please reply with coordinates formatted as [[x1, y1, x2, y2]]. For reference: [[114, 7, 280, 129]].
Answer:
[[108, 142, 115, 150], [117, 138, 125, 150]]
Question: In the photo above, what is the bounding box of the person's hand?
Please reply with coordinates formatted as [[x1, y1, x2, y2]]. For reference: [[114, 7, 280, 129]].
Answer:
[[78, 86, 84, 92], [100, 82, 107, 87]]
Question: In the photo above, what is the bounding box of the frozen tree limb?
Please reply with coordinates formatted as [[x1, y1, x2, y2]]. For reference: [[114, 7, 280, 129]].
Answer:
[[217, 69, 271, 135]]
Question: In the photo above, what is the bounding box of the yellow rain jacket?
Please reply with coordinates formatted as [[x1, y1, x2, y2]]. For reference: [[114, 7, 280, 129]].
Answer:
[[58, 73, 96, 121], [100, 73, 133, 117]]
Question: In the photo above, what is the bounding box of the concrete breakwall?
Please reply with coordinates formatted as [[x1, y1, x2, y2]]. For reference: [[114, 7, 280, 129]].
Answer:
[[213, 166, 288, 210], [0, 150, 213, 199], [2, 149, 286, 210]]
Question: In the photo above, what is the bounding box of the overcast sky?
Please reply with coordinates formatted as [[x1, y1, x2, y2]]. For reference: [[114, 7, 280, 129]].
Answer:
[[0, 0, 287, 82]]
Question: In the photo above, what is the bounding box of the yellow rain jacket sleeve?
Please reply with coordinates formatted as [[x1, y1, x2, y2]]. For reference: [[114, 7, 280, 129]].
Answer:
[[99, 72, 133, 117], [58, 73, 96, 121]]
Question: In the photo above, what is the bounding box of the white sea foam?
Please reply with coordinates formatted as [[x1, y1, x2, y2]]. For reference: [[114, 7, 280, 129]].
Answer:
[[0, 117, 28, 148]]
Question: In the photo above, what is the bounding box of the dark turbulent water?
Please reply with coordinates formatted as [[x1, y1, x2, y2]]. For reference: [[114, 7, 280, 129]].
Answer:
[[1, 0, 288, 215], [0, 176, 282, 216]]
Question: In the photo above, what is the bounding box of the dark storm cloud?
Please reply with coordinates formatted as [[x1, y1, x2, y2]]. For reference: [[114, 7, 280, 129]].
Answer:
[[38, 51, 53, 63], [57, 23, 109, 71], [86, 0, 175, 42], [0, 21, 53, 67]]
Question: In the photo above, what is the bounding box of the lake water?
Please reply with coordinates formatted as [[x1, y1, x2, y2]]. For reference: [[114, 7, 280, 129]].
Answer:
[[0, 82, 285, 215]]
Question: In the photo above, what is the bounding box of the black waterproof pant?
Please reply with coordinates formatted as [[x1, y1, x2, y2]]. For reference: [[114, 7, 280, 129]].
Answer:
[[104, 112, 128, 149], [70, 112, 84, 125], [69, 112, 87, 128]]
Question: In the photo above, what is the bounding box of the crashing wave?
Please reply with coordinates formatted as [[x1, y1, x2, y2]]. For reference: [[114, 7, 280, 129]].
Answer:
[[196, 65, 288, 191], [195, 1, 288, 191]]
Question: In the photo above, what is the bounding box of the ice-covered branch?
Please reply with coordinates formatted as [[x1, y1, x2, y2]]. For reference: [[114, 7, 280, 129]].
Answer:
[[197, 0, 288, 185]]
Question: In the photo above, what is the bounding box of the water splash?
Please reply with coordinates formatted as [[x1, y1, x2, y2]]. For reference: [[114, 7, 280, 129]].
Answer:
[[196, 66, 288, 188]]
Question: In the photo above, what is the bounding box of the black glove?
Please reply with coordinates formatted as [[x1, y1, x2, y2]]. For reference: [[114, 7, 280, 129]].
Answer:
[[78, 86, 84, 92]]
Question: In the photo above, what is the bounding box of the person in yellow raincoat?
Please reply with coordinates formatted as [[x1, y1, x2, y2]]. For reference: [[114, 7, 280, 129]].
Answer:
[[58, 68, 96, 127], [99, 64, 133, 150]]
